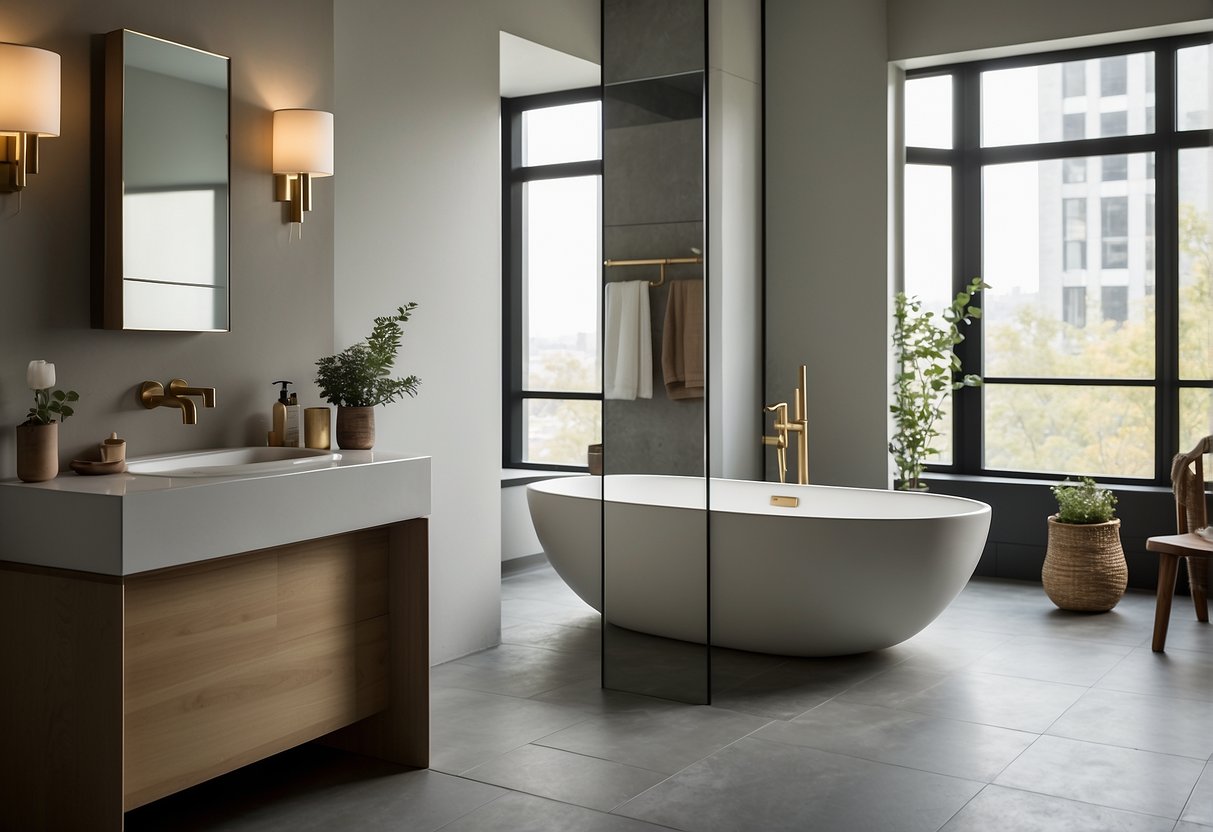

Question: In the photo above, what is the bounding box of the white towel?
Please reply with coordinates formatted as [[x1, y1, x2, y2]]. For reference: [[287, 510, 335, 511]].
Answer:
[[604, 280, 653, 400]]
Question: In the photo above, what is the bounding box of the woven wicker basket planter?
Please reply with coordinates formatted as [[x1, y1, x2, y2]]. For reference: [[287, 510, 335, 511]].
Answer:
[[1042, 516, 1127, 612]]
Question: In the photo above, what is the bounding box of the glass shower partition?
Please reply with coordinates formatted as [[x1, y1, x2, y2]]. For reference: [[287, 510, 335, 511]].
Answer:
[[601, 0, 710, 705]]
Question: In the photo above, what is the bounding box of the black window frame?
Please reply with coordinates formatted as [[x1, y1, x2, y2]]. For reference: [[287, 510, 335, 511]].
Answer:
[[906, 34, 1213, 487], [502, 86, 603, 471]]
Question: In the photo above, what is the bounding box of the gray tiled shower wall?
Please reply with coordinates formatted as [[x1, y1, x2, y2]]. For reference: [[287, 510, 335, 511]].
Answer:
[[602, 0, 708, 477]]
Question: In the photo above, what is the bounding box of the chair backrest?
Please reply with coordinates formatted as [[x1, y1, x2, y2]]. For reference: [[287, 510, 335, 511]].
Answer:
[[1171, 435, 1213, 534]]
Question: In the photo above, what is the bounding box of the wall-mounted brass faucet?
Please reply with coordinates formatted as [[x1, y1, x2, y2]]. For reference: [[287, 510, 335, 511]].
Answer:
[[762, 365, 809, 485], [139, 378, 216, 425]]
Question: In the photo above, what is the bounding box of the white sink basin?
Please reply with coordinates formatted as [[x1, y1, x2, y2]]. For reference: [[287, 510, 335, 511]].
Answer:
[[126, 447, 341, 477]]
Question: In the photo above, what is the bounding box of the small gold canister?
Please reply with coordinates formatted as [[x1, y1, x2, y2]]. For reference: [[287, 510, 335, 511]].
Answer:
[[304, 407, 331, 450]]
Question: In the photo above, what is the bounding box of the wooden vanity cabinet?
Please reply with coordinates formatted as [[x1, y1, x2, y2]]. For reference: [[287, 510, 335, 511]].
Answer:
[[0, 518, 428, 831]]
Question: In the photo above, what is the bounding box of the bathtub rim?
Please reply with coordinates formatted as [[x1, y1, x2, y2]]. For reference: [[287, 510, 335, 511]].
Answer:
[[527, 473, 991, 522]]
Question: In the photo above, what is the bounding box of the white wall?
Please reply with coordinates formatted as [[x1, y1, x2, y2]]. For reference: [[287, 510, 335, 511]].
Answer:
[[333, 0, 598, 664], [765, 0, 891, 488]]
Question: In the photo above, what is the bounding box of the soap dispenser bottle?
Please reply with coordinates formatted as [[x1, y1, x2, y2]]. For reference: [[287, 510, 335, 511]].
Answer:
[[271, 381, 302, 447]]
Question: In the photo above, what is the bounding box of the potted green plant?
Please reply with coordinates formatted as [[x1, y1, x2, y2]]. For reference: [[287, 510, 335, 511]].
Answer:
[[17, 360, 79, 483], [890, 277, 987, 490], [315, 303, 421, 450], [1042, 477, 1126, 612]]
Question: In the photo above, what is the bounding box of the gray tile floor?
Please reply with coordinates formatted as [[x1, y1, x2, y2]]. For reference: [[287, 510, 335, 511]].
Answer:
[[127, 562, 1213, 832]]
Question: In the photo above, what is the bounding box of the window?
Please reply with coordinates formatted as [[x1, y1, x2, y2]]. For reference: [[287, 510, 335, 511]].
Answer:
[[904, 35, 1212, 484], [1100, 55, 1127, 96], [1063, 61, 1086, 97], [1063, 112, 1085, 141], [1102, 285, 1128, 324], [1100, 196, 1129, 268], [503, 89, 603, 469], [1101, 154, 1127, 181], [1100, 110, 1128, 137], [1063, 198, 1086, 270], [1063, 286, 1087, 328]]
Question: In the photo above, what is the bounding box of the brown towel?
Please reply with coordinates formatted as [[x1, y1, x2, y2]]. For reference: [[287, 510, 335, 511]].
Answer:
[[661, 279, 705, 400]]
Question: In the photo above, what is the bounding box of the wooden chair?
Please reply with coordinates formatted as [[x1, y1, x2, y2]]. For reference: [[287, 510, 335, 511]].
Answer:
[[1147, 435, 1213, 652]]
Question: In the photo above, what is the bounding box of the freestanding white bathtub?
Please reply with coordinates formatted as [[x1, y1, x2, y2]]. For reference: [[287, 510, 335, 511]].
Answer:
[[527, 475, 991, 657]]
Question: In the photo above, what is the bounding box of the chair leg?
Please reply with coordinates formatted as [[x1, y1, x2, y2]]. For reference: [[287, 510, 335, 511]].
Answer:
[[1153, 554, 1181, 652], [1188, 558, 1209, 623]]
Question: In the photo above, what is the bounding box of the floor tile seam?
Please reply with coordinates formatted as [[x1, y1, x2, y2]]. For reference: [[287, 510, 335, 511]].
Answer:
[[433, 681, 604, 724], [740, 732, 994, 788], [1179, 759, 1212, 823], [497, 635, 600, 657], [987, 781, 1186, 822], [454, 638, 600, 662], [830, 695, 1059, 734], [784, 697, 1042, 742], [449, 760, 676, 816], [986, 630, 1145, 653], [930, 782, 991, 832], [1042, 724, 1213, 762], [428, 789, 514, 832], [1095, 678, 1213, 706]]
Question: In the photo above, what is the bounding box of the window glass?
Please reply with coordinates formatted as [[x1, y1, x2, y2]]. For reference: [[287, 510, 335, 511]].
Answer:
[[1099, 110, 1128, 138], [903, 164, 954, 463], [1179, 147, 1213, 379], [981, 52, 1153, 147], [982, 158, 1154, 379], [1101, 285, 1128, 324], [523, 176, 601, 392], [1063, 198, 1087, 271], [1100, 55, 1127, 97], [983, 384, 1154, 477], [523, 399, 602, 466], [1063, 286, 1086, 327], [1181, 388, 1213, 456], [522, 101, 601, 166], [1101, 154, 1127, 181], [905, 74, 953, 149], [1177, 45, 1210, 131], [1100, 196, 1129, 269], [1062, 61, 1086, 98]]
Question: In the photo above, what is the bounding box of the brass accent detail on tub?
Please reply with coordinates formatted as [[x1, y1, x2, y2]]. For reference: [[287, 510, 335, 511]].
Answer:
[[770, 495, 799, 508]]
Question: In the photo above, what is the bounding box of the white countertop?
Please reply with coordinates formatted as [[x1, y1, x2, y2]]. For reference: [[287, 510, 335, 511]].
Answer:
[[0, 451, 431, 576]]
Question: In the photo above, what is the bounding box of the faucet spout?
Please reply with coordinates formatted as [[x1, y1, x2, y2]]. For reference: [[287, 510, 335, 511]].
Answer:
[[168, 379, 217, 408], [138, 380, 204, 424]]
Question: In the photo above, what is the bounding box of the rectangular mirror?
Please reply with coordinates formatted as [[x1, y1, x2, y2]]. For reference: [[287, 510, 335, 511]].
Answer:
[[94, 30, 230, 332]]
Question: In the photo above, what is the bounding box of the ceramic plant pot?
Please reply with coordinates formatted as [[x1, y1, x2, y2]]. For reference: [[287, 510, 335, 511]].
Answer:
[[336, 406, 375, 450], [1042, 515, 1127, 612], [16, 421, 59, 483]]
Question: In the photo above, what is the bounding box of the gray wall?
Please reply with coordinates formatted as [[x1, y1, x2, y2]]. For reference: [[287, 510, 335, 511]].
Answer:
[[0, 0, 333, 479], [889, 0, 1213, 64], [333, 0, 599, 664], [602, 0, 707, 477], [765, 0, 891, 488]]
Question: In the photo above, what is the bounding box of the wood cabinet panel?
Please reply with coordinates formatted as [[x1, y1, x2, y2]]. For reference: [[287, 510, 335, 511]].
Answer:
[[122, 532, 391, 810]]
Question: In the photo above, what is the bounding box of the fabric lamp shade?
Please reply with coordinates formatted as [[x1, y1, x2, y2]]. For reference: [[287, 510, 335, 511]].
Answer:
[[272, 109, 333, 176], [0, 43, 61, 136]]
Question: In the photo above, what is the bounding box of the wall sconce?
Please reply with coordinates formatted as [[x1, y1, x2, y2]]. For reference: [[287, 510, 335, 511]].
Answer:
[[272, 109, 333, 224], [0, 42, 61, 193]]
